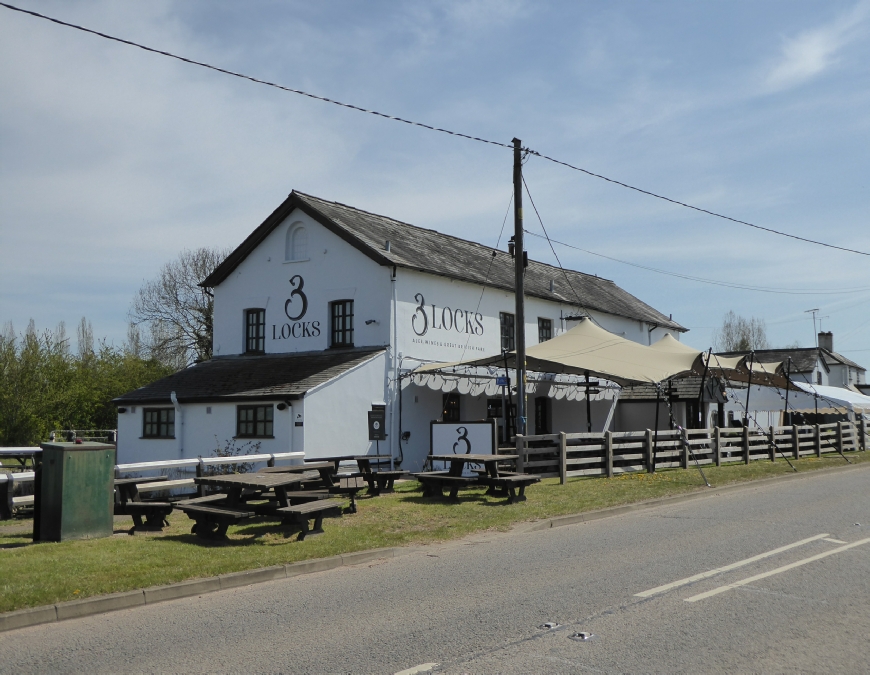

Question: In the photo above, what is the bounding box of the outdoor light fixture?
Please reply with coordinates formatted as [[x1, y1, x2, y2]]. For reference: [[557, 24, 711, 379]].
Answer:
[[365, 319, 379, 325], [117, 407, 127, 413], [276, 403, 288, 411], [401, 431, 411, 442]]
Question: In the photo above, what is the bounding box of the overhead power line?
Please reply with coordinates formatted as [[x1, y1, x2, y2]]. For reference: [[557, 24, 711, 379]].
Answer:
[[3, 1, 869, 258], [524, 230, 870, 296]]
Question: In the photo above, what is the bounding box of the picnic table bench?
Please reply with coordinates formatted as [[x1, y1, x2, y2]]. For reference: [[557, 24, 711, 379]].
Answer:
[[178, 504, 256, 540], [276, 498, 344, 540], [413, 471, 478, 500], [353, 455, 407, 496], [476, 474, 540, 503], [327, 475, 367, 513], [258, 461, 337, 487], [114, 476, 174, 532]]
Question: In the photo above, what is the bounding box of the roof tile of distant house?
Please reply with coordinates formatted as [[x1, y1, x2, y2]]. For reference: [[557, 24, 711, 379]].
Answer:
[[202, 191, 685, 332], [717, 347, 865, 374], [112, 347, 385, 405]]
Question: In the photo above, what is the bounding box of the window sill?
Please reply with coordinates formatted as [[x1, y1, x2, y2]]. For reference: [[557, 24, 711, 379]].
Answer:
[[283, 258, 310, 264], [140, 436, 176, 440], [233, 435, 275, 440]]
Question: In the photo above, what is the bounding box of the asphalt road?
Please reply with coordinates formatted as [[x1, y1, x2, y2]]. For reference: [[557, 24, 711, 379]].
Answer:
[[1, 465, 868, 674]]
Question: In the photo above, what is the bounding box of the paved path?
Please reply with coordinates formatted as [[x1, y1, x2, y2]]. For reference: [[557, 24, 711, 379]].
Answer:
[[2, 465, 868, 673]]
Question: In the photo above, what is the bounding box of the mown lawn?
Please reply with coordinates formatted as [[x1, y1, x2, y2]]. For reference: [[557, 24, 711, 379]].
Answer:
[[1, 450, 866, 613]]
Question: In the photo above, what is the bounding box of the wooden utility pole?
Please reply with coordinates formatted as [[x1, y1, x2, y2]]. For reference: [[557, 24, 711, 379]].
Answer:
[[513, 138, 527, 437]]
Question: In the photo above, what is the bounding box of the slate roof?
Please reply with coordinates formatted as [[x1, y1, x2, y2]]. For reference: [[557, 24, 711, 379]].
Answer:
[[716, 348, 865, 375], [202, 191, 685, 332], [112, 348, 385, 405], [620, 376, 720, 401]]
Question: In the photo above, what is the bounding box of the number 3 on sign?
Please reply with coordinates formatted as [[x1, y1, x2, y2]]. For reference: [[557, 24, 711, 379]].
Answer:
[[453, 426, 471, 454]]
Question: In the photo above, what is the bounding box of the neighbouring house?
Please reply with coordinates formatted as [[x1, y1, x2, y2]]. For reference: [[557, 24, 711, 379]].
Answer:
[[717, 333, 868, 427], [113, 191, 687, 471]]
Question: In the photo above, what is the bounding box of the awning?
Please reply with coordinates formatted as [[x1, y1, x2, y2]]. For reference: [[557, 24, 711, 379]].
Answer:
[[415, 318, 795, 389], [793, 383, 870, 415], [416, 318, 698, 385]]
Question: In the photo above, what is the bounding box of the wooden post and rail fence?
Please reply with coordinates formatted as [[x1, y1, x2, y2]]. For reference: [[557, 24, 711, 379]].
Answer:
[[510, 418, 868, 484]]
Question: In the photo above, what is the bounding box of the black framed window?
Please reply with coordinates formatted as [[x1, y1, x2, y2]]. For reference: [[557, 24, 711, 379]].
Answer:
[[442, 393, 460, 422], [143, 408, 175, 438], [499, 312, 515, 351], [245, 309, 265, 354], [538, 318, 552, 343], [330, 300, 354, 347], [487, 398, 515, 444], [236, 405, 274, 438]]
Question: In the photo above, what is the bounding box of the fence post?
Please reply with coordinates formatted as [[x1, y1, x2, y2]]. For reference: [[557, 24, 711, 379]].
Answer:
[[267, 455, 275, 468], [860, 416, 867, 451], [604, 431, 613, 478], [681, 428, 689, 469], [814, 424, 822, 457], [768, 426, 776, 462], [0, 473, 12, 520], [791, 425, 800, 460], [515, 434, 525, 473], [196, 460, 205, 498], [559, 432, 567, 485], [836, 421, 844, 455], [645, 429, 654, 473], [714, 427, 722, 466], [743, 426, 750, 464]]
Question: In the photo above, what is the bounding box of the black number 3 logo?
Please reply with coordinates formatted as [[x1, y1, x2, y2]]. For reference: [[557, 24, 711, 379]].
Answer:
[[453, 426, 471, 454], [284, 275, 308, 321]]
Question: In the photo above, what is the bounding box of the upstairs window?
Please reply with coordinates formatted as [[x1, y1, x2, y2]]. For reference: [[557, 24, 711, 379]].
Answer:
[[442, 393, 460, 422], [285, 224, 308, 261], [538, 318, 552, 343], [500, 312, 515, 352], [330, 300, 354, 347], [143, 408, 174, 438], [236, 405, 274, 438], [245, 309, 265, 354]]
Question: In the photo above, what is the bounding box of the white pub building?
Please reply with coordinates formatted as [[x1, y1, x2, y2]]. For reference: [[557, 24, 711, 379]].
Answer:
[[115, 191, 686, 471]]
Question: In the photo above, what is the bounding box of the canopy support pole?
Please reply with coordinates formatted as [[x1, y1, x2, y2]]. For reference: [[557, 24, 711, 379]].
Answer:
[[585, 370, 592, 433], [744, 351, 755, 427], [602, 388, 620, 432]]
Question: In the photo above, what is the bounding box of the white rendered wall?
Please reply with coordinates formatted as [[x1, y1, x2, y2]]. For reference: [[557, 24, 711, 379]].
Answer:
[[116, 400, 294, 464], [301, 352, 389, 459], [212, 209, 393, 356]]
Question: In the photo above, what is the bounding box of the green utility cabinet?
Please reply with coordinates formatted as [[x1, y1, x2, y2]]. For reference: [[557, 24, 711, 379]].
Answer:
[[36, 442, 116, 542]]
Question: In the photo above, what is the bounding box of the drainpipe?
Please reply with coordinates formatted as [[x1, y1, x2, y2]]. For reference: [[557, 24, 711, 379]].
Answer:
[[390, 266, 398, 470], [170, 391, 183, 456]]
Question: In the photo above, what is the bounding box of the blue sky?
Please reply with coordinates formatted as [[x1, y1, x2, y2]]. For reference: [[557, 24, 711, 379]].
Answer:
[[1, 0, 869, 361]]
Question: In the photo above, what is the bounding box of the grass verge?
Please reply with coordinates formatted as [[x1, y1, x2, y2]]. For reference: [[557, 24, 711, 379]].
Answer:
[[1, 451, 867, 613]]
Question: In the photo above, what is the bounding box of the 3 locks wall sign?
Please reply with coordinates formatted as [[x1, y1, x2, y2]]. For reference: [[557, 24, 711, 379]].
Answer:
[[271, 275, 322, 340]]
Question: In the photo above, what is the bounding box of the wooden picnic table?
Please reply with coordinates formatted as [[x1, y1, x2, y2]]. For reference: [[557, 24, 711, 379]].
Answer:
[[113, 475, 172, 531], [417, 454, 537, 503], [0, 448, 42, 469], [429, 454, 519, 478], [183, 473, 346, 540], [352, 455, 406, 495], [258, 460, 337, 487]]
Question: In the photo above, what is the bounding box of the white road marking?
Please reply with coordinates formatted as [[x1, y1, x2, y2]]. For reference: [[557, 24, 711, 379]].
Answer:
[[684, 537, 870, 602], [635, 533, 830, 598], [823, 537, 847, 544], [394, 663, 438, 675]]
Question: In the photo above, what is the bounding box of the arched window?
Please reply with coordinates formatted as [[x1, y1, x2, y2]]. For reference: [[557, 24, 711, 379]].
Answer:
[[285, 224, 308, 261]]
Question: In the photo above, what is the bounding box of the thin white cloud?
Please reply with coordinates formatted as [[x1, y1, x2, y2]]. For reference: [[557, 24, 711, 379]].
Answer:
[[764, 1, 869, 91]]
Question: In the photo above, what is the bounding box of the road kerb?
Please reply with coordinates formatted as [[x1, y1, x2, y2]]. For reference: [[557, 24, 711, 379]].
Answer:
[[0, 605, 57, 632], [144, 577, 222, 603], [56, 590, 145, 621], [219, 565, 287, 590]]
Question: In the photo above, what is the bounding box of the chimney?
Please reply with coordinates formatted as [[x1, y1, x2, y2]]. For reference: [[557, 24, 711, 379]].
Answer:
[[818, 331, 833, 352]]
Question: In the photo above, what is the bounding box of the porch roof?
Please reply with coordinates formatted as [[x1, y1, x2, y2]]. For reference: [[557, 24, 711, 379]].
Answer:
[[113, 347, 385, 405]]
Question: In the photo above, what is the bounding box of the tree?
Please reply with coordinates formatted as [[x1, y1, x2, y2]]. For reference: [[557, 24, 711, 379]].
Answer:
[[712, 311, 771, 352], [0, 320, 174, 446], [129, 247, 230, 368]]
